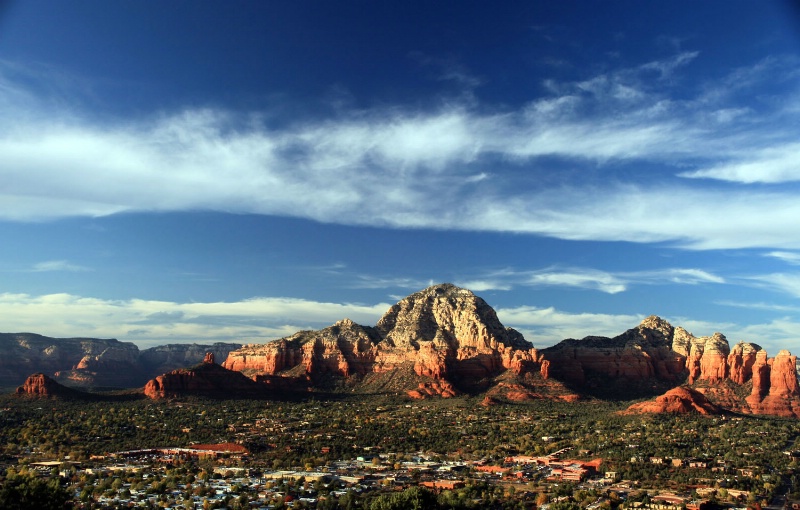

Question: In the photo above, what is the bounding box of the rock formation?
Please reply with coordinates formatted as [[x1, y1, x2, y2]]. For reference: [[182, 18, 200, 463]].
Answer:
[[8, 284, 800, 419], [0, 333, 242, 389], [624, 386, 723, 415], [743, 350, 800, 417], [15, 373, 85, 399], [538, 316, 686, 397], [727, 341, 761, 385], [143, 362, 269, 399], [541, 315, 800, 417], [220, 284, 541, 398]]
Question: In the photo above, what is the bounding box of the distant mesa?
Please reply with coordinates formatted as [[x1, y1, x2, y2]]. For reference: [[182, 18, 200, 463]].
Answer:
[[0, 332, 242, 390]]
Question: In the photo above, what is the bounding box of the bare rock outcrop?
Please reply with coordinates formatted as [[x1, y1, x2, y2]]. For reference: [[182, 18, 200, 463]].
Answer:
[[624, 386, 723, 415], [538, 315, 686, 397], [727, 341, 761, 385], [16, 373, 84, 399], [143, 362, 267, 399], [744, 350, 800, 417], [220, 283, 540, 396], [142, 285, 800, 414]]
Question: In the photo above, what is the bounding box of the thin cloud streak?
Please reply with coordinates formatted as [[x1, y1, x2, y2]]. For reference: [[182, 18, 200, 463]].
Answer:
[[765, 251, 800, 265], [747, 273, 800, 299], [457, 266, 724, 294], [31, 260, 90, 272], [680, 142, 800, 183]]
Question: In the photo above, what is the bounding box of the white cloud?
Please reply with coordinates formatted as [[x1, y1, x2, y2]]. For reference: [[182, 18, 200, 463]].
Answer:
[[2, 55, 800, 250], [634, 268, 725, 285], [496, 306, 644, 347], [454, 266, 724, 294], [0, 293, 390, 349], [31, 260, 90, 272], [766, 251, 800, 265], [679, 142, 800, 183], [747, 273, 800, 299], [525, 269, 627, 294]]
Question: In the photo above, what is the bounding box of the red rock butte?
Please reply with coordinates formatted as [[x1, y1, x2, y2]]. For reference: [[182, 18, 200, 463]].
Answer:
[[139, 284, 800, 418]]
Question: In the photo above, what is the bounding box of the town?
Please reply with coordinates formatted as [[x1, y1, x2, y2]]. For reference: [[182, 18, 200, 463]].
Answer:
[[1, 394, 798, 509]]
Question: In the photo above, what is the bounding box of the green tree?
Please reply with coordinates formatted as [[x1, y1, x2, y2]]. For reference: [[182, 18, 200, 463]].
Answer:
[[0, 474, 71, 510]]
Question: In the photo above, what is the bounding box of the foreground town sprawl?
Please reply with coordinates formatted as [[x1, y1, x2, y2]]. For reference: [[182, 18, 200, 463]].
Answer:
[[2, 396, 800, 509]]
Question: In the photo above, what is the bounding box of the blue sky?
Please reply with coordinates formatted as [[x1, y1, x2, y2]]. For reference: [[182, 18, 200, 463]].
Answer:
[[3, 1, 800, 353]]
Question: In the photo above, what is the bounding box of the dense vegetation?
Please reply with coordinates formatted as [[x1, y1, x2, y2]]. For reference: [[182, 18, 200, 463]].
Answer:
[[2, 393, 800, 508]]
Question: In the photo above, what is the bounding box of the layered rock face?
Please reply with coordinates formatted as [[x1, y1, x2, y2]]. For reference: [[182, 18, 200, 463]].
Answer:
[[222, 284, 540, 397], [538, 316, 686, 395], [144, 353, 267, 399], [16, 373, 84, 399], [223, 319, 382, 379], [141, 285, 800, 414], [540, 316, 800, 416], [0, 333, 139, 388], [744, 350, 800, 417], [0, 333, 242, 389]]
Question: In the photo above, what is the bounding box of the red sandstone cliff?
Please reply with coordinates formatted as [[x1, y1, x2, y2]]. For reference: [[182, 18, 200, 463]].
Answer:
[[539, 316, 800, 417], [221, 284, 540, 398], [141, 285, 800, 416], [743, 350, 800, 417], [538, 316, 686, 397], [144, 354, 271, 399], [15, 373, 85, 398]]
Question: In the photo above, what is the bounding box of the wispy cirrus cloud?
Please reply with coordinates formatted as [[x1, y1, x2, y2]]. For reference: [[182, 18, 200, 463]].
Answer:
[[524, 269, 627, 294], [679, 142, 800, 183], [458, 266, 724, 294], [747, 273, 800, 299], [765, 251, 800, 265], [31, 260, 90, 272], [2, 54, 800, 251]]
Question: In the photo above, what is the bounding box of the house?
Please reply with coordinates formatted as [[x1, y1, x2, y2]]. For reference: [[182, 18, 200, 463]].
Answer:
[[420, 480, 465, 490]]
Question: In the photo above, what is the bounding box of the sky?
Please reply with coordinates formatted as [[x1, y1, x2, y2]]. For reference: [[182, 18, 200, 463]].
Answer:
[[3, 1, 800, 353]]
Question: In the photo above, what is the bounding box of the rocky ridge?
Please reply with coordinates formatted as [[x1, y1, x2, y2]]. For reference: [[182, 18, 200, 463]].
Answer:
[[221, 284, 545, 398], [214, 286, 800, 416], [539, 315, 800, 416], [0, 333, 241, 389], [143, 352, 271, 399], [10, 284, 800, 419]]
